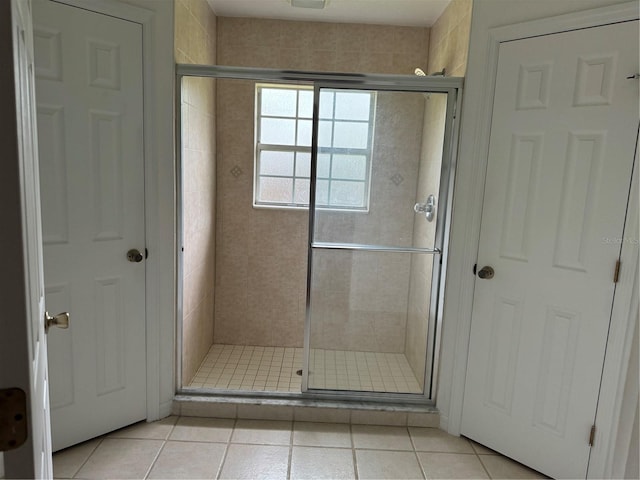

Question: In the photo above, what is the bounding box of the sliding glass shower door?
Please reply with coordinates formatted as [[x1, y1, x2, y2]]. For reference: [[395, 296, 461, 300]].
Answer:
[[303, 84, 455, 398]]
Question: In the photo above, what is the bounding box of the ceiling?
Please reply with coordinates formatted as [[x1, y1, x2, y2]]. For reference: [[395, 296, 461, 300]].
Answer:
[[205, 0, 452, 27]]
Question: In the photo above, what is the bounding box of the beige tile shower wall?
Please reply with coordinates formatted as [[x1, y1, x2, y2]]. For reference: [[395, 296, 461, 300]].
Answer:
[[214, 78, 309, 348], [404, 0, 473, 387], [217, 18, 429, 74], [427, 0, 472, 77], [215, 18, 430, 348], [175, 0, 216, 66], [175, 0, 217, 385]]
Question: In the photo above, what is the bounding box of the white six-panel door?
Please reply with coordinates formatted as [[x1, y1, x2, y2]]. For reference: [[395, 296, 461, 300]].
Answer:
[[462, 20, 639, 479], [1, 0, 53, 477], [33, 0, 147, 451]]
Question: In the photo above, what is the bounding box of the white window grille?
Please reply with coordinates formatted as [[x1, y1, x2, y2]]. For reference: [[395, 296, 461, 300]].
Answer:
[[254, 84, 375, 211]]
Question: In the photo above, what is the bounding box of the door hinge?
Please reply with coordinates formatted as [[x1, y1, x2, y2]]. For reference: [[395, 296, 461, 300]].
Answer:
[[589, 425, 596, 446], [0, 388, 28, 451], [614, 260, 621, 283], [473, 263, 477, 275]]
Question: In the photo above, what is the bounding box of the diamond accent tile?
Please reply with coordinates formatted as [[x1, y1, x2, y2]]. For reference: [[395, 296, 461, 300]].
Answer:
[[390, 173, 404, 186], [230, 166, 243, 178]]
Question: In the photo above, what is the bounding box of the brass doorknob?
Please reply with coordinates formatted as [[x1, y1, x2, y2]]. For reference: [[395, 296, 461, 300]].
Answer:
[[127, 249, 143, 263], [478, 266, 495, 279], [45, 311, 69, 333]]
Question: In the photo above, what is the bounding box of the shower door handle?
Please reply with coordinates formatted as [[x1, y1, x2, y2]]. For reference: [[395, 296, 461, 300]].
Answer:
[[414, 194, 436, 222]]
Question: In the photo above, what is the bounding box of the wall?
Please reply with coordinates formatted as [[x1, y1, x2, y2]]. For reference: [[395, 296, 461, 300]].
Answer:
[[427, 0, 472, 77], [175, 0, 217, 384], [214, 18, 430, 348], [214, 77, 308, 347], [436, 0, 635, 444], [217, 18, 430, 73], [405, 0, 473, 388]]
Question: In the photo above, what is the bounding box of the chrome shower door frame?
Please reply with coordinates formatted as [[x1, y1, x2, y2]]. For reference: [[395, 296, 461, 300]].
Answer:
[[175, 65, 463, 404], [303, 79, 462, 403]]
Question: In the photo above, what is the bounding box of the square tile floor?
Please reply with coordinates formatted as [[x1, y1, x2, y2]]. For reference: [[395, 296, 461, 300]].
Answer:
[[53, 415, 549, 479], [188, 345, 422, 394], [188, 345, 302, 392], [309, 348, 422, 393]]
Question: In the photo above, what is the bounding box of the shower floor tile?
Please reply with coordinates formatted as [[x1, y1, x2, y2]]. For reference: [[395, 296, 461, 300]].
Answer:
[[308, 349, 422, 393], [189, 345, 302, 393], [188, 344, 422, 394]]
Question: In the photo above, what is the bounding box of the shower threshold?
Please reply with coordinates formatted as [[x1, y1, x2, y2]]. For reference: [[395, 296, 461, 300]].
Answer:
[[188, 344, 422, 394]]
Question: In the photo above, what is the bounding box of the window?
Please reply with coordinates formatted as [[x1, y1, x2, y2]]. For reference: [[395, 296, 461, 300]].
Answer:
[[254, 84, 375, 210]]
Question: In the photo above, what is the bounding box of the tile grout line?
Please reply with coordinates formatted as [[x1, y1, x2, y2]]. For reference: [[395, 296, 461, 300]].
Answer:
[[70, 436, 104, 479], [143, 438, 168, 479], [286, 420, 294, 480], [349, 421, 359, 480], [406, 425, 428, 480], [475, 449, 494, 479], [252, 443, 365, 451], [467, 437, 496, 478], [214, 416, 238, 480], [142, 417, 178, 479]]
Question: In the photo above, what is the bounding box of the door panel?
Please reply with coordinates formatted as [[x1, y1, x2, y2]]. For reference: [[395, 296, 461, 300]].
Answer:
[[305, 87, 451, 396], [33, 0, 146, 451], [1, 0, 52, 477], [462, 20, 639, 479]]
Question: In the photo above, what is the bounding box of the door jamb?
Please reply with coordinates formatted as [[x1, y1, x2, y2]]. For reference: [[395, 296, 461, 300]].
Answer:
[[48, 0, 176, 421], [439, 2, 639, 478], [590, 135, 638, 479]]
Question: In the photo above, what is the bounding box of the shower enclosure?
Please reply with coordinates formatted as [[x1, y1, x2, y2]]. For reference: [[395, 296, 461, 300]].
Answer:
[[177, 65, 462, 402]]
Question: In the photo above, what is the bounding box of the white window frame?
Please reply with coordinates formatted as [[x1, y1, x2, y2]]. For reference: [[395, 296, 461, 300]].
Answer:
[[253, 83, 375, 211]]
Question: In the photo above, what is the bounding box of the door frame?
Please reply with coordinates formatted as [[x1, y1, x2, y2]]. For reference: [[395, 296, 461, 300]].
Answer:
[[47, 0, 176, 422], [438, 1, 639, 477]]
